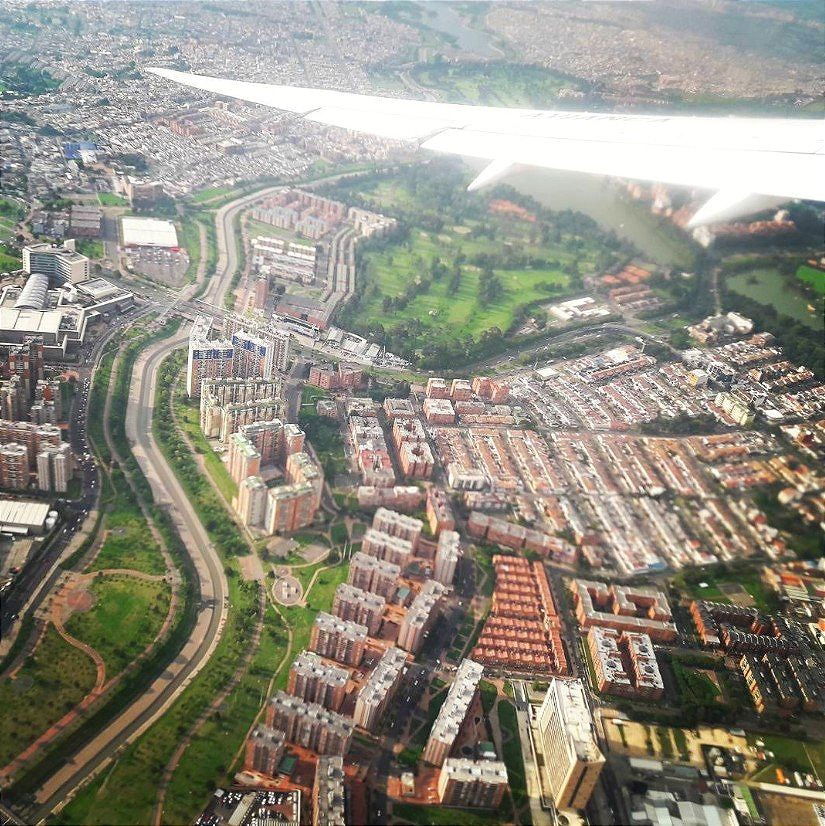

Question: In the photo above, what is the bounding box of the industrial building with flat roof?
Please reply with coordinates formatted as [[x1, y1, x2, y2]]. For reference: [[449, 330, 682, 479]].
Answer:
[[121, 215, 179, 247], [0, 498, 53, 534]]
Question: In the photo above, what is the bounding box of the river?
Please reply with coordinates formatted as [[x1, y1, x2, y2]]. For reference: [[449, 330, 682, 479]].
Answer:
[[461, 159, 695, 268], [419, 2, 502, 59]]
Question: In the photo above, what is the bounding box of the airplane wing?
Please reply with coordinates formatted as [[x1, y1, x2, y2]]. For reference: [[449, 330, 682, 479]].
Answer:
[[147, 67, 825, 226]]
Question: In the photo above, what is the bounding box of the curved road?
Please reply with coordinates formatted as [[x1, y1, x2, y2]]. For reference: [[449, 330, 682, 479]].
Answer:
[[27, 172, 379, 819], [34, 331, 229, 819]]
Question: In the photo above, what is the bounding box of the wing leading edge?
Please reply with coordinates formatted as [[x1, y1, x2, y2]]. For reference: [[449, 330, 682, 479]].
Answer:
[[148, 67, 825, 226]]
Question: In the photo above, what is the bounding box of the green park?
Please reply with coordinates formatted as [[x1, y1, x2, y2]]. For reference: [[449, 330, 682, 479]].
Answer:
[[329, 163, 625, 366]]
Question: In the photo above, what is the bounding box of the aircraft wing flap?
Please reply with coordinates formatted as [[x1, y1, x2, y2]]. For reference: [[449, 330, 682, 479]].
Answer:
[[422, 128, 825, 203]]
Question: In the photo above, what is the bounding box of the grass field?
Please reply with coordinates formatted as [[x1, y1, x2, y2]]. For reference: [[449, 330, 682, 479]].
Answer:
[[412, 61, 583, 107], [748, 732, 823, 781], [0, 246, 21, 272], [349, 229, 582, 355], [392, 801, 508, 826], [97, 192, 128, 207], [191, 186, 237, 204], [0, 627, 97, 767], [362, 235, 571, 337], [245, 217, 297, 242], [75, 238, 104, 259], [676, 566, 777, 613], [65, 575, 171, 679], [88, 485, 167, 576], [0, 216, 15, 241], [174, 396, 238, 501], [798, 264, 825, 295], [497, 699, 529, 811]]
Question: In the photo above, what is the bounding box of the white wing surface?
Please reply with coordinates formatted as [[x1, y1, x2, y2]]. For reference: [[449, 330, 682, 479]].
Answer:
[[148, 67, 825, 226]]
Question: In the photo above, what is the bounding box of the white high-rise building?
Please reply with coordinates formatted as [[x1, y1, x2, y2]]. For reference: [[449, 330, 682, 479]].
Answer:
[[22, 241, 89, 283], [186, 317, 234, 397], [433, 530, 461, 586], [536, 679, 605, 811], [36, 442, 74, 492]]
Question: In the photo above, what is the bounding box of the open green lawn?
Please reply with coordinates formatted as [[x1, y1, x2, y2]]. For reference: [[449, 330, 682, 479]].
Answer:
[[748, 733, 823, 781], [178, 216, 203, 284], [497, 699, 529, 811], [175, 396, 237, 501], [0, 627, 97, 767], [75, 238, 104, 259], [65, 575, 171, 679], [677, 567, 777, 613], [362, 236, 571, 337], [352, 227, 576, 344], [305, 563, 349, 613], [392, 801, 509, 826], [0, 216, 15, 241], [97, 192, 128, 206], [798, 264, 825, 295], [161, 600, 287, 825], [89, 487, 167, 576], [412, 61, 583, 107], [245, 217, 298, 242], [191, 186, 236, 203], [0, 247, 21, 272]]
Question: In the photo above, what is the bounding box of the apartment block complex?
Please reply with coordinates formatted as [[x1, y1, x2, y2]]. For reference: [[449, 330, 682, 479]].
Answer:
[[287, 650, 349, 712], [437, 758, 508, 809], [312, 755, 346, 826], [332, 583, 386, 636], [353, 646, 407, 732], [423, 658, 484, 766], [361, 529, 413, 568], [473, 556, 568, 676], [186, 315, 290, 397], [426, 486, 456, 534], [537, 679, 605, 811], [36, 442, 74, 492], [348, 552, 400, 600], [372, 507, 422, 547], [308, 362, 363, 391], [571, 579, 678, 643], [433, 530, 461, 586], [310, 612, 368, 667], [586, 627, 664, 700], [398, 579, 446, 655], [357, 485, 424, 511], [265, 691, 353, 757], [244, 725, 285, 776], [740, 653, 825, 716]]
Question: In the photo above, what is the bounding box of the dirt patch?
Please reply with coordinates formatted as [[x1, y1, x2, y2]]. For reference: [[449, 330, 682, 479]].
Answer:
[[301, 543, 328, 564], [238, 554, 265, 582], [757, 792, 818, 826], [65, 586, 94, 616], [719, 582, 755, 607]]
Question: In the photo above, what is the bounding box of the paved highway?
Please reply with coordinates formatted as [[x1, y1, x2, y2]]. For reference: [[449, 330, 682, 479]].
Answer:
[[33, 331, 229, 820]]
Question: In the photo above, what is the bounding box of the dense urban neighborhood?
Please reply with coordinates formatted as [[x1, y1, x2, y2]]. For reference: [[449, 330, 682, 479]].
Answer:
[[0, 3, 823, 826]]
